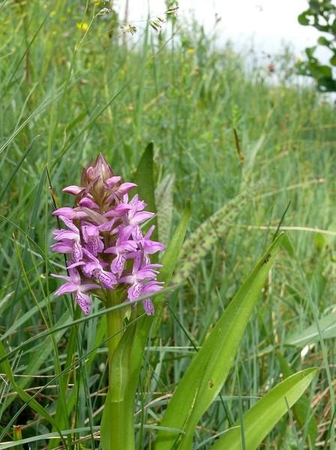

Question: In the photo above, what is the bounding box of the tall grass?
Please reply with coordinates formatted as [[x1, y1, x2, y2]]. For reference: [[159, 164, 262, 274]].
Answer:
[[0, 1, 336, 448]]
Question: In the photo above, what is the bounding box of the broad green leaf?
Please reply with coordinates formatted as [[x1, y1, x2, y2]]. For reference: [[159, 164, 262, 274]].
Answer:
[[134, 142, 157, 238], [277, 354, 317, 446], [172, 191, 251, 285], [211, 368, 317, 450], [155, 234, 284, 450], [134, 141, 155, 207], [285, 311, 336, 347], [101, 321, 137, 450]]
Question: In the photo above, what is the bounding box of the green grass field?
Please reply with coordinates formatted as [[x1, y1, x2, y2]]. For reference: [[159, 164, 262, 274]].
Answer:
[[1, 1, 336, 448]]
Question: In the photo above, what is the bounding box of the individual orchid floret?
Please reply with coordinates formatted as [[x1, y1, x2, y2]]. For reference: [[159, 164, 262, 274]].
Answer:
[[138, 225, 166, 258], [51, 217, 83, 262], [51, 154, 165, 315], [82, 224, 104, 256], [140, 281, 165, 315], [105, 226, 138, 276], [119, 252, 163, 311], [81, 250, 117, 289], [52, 267, 100, 315]]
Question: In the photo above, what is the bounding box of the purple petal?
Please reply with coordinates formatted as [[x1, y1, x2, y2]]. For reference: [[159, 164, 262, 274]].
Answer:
[[117, 182, 137, 194], [110, 254, 126, 276], [73, 242, 84, 262], [143, 299, 155, 315], [96, 270, 117, 289], [54, 283, 77, 296], [50, 242, 73, 253], [105, 176, 121, 187], [53, 208, 87, 219], [79, 197, 99, 209], [130, 211, 155, 224], [127, 282, 143, 301], [106, 204, 130, 217], [141, 281, 164, 295], [62, 185, 84, 195], [76, 292, 92, 315]]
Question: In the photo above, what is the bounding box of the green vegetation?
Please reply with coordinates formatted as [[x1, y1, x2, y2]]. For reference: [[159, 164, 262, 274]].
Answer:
[[1, 0, 336, 448], [298, 0, 336, 92]]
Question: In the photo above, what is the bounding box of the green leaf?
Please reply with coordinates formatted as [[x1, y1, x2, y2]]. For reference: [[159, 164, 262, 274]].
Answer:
[[305, 46, 317, 60], [298, 12, 311, 26], [280, 233, 295, 258], [317, 36, 331, 46], [134, 142, 157, 233], [100, 320, 138, 450], [285, 311, 336, 347], [277, 354, 317, 446], [312, 64, 332, 78], [317, 76, 336, 92], [155, 234, 284, 450], [211, 368, 317, 450]]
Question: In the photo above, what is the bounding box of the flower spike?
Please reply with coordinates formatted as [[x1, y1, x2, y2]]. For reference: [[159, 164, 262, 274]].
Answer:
[[52, 155, 165, 315]]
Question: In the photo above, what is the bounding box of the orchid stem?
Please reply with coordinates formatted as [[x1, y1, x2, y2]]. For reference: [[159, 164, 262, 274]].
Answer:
[[105, 293, 123, 379], [101, 292, 132, 450]]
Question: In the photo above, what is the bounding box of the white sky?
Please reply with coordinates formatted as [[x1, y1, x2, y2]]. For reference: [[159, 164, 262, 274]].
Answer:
[[116, 0, 324, 57]]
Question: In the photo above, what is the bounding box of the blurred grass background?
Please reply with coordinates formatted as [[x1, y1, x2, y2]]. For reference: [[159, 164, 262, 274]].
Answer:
[[1, 0, 336, 448]]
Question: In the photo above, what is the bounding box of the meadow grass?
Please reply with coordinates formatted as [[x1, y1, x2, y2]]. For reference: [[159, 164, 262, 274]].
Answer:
[[0, 1, 336, 448]]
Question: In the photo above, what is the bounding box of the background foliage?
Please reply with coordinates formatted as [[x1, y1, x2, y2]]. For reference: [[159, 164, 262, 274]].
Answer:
[[1, 0, 336, 448], [297, 0, 336, 92]]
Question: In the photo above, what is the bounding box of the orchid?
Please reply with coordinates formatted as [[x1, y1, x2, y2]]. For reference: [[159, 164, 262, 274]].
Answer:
[[51, 154, 165, 316]]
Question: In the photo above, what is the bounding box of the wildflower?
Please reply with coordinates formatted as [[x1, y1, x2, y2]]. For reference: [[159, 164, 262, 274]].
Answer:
[[76, 22, 89, 32], [51, 154, 165, 315]]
